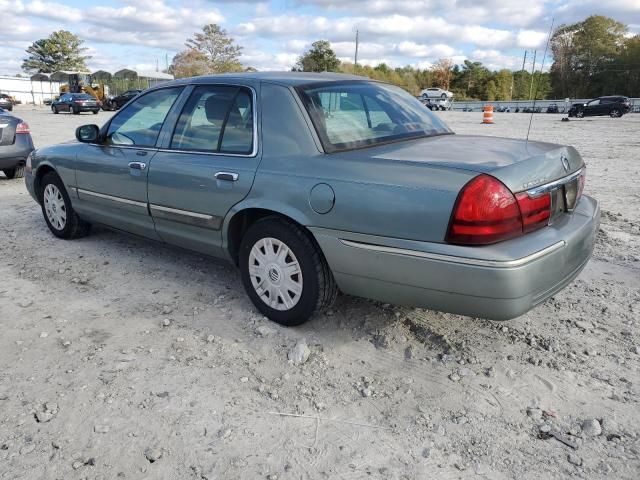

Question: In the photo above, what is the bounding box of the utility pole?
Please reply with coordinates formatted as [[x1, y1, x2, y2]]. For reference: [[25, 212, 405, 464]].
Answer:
[[528, 50, 537, 101], [354, 29, 359, 72]]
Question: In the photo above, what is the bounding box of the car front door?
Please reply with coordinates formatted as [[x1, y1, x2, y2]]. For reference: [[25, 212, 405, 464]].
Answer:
[[73, 86, 184, 239], [59, 94, 71, 112], [147, 84, 260, 257], [584, 99, 601, 116]]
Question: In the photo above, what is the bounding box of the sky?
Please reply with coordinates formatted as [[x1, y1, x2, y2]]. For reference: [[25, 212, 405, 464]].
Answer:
[[1, 0, 639, 76]]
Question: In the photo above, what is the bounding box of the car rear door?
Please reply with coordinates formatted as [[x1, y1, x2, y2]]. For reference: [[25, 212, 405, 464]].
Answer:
[[73, 86, 184, 239], [147, 83, 260, 257]]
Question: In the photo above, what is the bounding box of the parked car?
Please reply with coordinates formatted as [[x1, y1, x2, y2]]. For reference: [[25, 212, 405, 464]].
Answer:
[[25, 73, 599, 326], [51, 93, 100, 114], [105, 89, 142, 110], [0, 108, 34, 179], [420, 87, 454, 99], [0, 94, 14, 111], [420, 97, 450, 111], [496, 106, 511, 113], [546, 103, 559, 113], [568, 96, 631, 118]]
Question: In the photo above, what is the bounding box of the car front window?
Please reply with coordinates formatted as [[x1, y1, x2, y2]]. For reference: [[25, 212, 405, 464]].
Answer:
[[106, 87, 182, 147], [297, 81, 453, 153]]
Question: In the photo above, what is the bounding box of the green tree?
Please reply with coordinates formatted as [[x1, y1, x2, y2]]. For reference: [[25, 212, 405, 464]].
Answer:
[[22, 30, 90, 74], [550, 15, 627, 98], [169, 49, 210, 78], [172, 24, 243, 76], [294, 40, 340, 72]]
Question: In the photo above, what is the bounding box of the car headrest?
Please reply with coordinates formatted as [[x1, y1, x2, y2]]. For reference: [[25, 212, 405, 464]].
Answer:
[[205, 94, 234, 124]]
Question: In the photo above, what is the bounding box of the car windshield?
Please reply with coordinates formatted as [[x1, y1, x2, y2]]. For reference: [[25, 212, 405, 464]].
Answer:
[[297, 81, 453, 153]]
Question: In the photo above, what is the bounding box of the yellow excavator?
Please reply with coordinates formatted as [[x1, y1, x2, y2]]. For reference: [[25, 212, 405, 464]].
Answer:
[[59, 74, 111, 110]]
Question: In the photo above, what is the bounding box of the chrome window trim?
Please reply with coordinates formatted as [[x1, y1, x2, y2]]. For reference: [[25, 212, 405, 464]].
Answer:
[[339, 239, 566, 269], [525, 168, 584, 197], [76, 188, 147, 208], [158, 83, 259, 158]]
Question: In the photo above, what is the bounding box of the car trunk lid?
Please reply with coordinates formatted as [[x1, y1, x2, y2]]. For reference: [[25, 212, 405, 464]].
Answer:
[[358, 134, 584, 194]]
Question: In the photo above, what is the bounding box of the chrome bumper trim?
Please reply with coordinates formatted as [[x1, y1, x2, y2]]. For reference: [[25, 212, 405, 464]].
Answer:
[[339, 239, 566, 268]]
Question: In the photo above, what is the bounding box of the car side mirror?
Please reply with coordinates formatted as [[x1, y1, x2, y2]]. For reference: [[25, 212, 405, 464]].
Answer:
[[76, 124, 100, 143]]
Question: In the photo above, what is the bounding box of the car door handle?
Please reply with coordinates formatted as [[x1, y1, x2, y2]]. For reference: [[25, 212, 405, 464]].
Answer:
[[215, 172, 239, 181], [128, 162, 147, 170], [136, 150, 148, 156]]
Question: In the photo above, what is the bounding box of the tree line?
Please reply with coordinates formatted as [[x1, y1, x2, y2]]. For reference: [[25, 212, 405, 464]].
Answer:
[[19, 14, 640, 100]]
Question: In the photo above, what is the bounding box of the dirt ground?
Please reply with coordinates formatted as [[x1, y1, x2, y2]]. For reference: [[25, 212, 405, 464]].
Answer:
[[1, 107, 639, 480]]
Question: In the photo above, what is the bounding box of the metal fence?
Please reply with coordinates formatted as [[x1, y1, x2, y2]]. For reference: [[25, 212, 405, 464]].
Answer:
[[449, 98, 640, 113]]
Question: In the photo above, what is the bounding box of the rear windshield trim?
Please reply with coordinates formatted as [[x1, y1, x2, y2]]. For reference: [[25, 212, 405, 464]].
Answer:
[[295, 80, 452, 154]]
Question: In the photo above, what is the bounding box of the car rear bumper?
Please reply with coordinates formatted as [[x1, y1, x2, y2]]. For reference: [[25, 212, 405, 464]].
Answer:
[[0, 135, 34, 169], [311, 195, 599, 320]]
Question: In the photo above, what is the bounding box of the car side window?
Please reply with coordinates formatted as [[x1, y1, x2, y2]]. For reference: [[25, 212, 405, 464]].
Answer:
[[587, 99, 600, 106], [170, 85, 254, 154], [106, 87, 182, 147]]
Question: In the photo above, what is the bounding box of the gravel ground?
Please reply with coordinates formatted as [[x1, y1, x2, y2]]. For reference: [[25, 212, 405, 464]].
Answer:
[[1, 106, 639, 480]]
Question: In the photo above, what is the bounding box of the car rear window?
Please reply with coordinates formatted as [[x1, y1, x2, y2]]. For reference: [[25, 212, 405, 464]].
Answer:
[[297, 81, 452, 153]]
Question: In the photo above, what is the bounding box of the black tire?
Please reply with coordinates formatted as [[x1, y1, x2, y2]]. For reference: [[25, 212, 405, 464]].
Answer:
[[441, 93, 447, 99], [239, 217, 337, 326], [72, 107, 80, 115], [610, 109, 621, 118], [92, 110, 99, 114], [39, 172, 91, 239], [3, 166, 25, 179], [52, 106, 58, 114], [576, 110, 584, 118]]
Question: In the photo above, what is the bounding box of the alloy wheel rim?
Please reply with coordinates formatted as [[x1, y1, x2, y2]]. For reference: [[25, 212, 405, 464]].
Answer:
[[43, 184, 67, 231], [249, 237, 303, 311]]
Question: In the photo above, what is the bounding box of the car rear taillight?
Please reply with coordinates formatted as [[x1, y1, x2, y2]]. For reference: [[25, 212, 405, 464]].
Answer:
[[446, 174, 523, 245], [515, 192, 551, 233], [447, 174, 553, 245], [16, 122, 30, 134], [577, 170, 586, 200]]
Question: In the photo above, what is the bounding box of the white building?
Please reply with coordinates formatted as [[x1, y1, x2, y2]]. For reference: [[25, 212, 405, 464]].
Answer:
[[0, 74, 62, 105]]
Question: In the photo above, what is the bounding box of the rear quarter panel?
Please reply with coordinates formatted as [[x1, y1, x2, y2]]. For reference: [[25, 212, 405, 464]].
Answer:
[[229, 82, 476, 244]]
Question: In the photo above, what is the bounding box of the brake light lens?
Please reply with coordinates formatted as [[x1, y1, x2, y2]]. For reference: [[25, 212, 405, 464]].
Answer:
[[16, 122, 30, 134], [446, 175, 523, 245], [515, 192, 551, 233], [447, 174, 553, 245]]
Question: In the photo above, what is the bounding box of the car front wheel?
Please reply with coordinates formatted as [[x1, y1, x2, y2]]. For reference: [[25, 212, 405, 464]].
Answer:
[[39, 172, 91, 239], [610, 109, 621, 118], [239, 217, 337, 326], [52, 106, 58, 114], [3, 166, 25, 179], [576, 110, 584, 118]]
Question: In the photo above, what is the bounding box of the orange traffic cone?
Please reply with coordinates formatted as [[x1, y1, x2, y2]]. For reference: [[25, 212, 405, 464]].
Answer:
[[482, 105, 494, 124]]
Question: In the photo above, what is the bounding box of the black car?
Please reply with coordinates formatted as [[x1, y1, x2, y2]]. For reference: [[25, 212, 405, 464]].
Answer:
[[107, 89, 142, 110], [0, 94, 13, 111], [568, 96, 631, 118], [0, 108, 34, 179], [51, 93, 100, 114], [546, 103, 559, 113]]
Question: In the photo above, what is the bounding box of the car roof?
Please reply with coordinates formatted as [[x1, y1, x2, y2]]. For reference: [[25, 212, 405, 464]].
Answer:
[[598, 95, 626, 99], [162, 71, 368, 88]]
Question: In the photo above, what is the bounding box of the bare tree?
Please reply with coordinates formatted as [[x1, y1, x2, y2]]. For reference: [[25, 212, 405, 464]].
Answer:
[[432, 58, 454, 90]]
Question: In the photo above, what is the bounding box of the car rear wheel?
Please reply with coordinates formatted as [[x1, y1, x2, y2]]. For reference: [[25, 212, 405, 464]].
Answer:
[[40, 172, 91, 239], [239, 217, 337, 326], [52, 106, 58, 114], [3, 166, 25, 179], [92, 110, 99, 114], [610, 109, 621, 118], [72, 107, 80, 115]]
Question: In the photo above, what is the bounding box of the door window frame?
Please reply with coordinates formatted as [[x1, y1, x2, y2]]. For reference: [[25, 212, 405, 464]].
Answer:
[[98, 85, 186, 150], [156, 83, 259, 158]]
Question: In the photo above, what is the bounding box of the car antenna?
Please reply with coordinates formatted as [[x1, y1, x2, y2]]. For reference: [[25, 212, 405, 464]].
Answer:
[[526, 17, 555, 145]]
